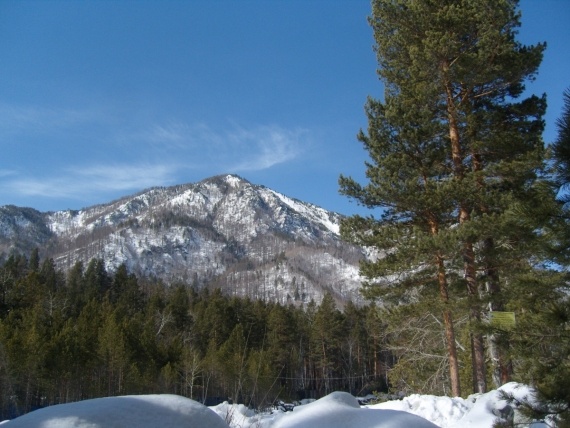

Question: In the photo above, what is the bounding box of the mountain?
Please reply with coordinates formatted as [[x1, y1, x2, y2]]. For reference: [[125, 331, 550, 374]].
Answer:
[[0, 174, 365, 305]]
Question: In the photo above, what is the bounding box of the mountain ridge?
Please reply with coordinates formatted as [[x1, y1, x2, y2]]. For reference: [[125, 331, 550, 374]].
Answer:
[[0, 174, 365, 305]]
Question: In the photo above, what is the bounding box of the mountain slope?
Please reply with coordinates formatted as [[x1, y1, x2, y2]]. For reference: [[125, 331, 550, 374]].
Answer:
[[0, 174, 365, 305]]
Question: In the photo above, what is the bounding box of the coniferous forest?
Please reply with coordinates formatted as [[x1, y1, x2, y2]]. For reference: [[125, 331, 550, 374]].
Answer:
[[2, 0, 570, 425], [0, 253, 390, 420]]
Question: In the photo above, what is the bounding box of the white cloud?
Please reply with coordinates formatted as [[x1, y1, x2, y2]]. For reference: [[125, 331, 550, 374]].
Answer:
[[71, 164, 174, 191], [227, 125, 304, 171], [129, 122, 306, 172], [0, 103, 99, 138], [0, 111, 308, 207], [110, 121, 307, 177], [4, 163, 174, 199]]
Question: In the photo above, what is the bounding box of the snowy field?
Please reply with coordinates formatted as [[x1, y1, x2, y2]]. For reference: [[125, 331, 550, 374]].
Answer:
[[0, 383, 549, 427]]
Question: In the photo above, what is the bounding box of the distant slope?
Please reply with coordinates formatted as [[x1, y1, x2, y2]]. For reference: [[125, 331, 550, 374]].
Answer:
[[0, 205, 54, 255], [0, 175, 365, 305]]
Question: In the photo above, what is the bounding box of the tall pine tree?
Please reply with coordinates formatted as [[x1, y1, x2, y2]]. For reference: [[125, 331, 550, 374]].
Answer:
[[341, 0, 551, 395]]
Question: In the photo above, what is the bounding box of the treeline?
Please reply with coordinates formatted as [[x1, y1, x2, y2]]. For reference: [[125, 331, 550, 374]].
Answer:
[[0, 251, 389, 420]]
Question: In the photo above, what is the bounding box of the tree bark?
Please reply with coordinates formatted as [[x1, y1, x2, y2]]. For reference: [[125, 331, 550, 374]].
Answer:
[[436, 253, 462, 397], [474, 148, 512, 387], [429, 215, 461, 397], [445, 73, 487, 393], [483, 237, 513, 387]]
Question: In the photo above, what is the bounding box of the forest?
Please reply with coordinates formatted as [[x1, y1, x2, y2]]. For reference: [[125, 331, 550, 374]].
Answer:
[[2, 0, 570, 425], [0, 252, 391, 420]]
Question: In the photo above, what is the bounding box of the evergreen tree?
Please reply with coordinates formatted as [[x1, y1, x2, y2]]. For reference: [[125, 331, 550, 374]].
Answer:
[[511, 88, 570, 426], [310, 293, 343, 394], [28, 248, 39, 273], [65, 261, 85, 317], [340, 0, 551, 395], [84, 259, 110, 302], [341, 301, 368, 394], [267, 303, 298, 394], [552, 88, 570, 199]]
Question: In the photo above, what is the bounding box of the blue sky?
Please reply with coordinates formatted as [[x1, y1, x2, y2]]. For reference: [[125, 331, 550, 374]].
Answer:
[[1, 1, 568, 216]]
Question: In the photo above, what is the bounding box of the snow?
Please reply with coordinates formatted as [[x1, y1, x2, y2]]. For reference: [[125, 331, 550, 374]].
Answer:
[[225, 174, 243, 188], [0, 395, 228, 427], [258, 391, 439, 428], [267, 188, 341, 235], [371, 394, 470, 427], [368, 383, 548, 428], [1, 383, 550, 428]]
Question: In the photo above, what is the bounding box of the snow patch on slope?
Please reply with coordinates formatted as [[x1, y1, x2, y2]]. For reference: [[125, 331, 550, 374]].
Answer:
[[267, 189, 340, 235]]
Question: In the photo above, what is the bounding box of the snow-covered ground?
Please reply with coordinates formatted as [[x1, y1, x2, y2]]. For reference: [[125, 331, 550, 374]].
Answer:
[[0, 383, 549, 427]]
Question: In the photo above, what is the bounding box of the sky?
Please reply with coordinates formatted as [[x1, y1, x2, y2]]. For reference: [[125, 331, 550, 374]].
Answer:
[[0, 1, 568, 216]]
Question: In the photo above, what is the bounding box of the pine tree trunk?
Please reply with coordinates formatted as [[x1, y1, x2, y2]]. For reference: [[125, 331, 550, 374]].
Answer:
[[474, 145, 512, 387], [483, 237, 513, 387], [437, 253, 461, 397], [445, 76, 487, 393], [464, 240, 487, 393], [429, 214, 461, 397]]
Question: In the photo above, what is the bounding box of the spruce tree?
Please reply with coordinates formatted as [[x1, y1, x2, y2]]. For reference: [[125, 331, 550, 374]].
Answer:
[[341, 0, 550, 395]]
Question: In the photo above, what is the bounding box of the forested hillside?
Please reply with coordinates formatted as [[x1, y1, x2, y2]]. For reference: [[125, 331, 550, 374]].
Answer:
[[0, 175, 365, 307], [0, 253, 388, 420]]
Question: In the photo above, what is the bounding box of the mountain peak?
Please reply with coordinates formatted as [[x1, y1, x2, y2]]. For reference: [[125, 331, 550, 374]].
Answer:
[[0, 175, 364, 306], [199, 173, 249, 188]]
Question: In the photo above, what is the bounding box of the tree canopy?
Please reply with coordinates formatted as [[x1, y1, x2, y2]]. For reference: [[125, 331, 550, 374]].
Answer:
[[340, 0, 561, 397]]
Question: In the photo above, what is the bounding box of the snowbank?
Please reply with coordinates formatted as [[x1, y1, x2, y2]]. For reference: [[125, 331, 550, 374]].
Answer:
[[370, 382, 547, 428], [1, 394, 227, 428], [1, 384, 550, 428], [212, 392, 439, 428], [370, 394, 470, 427], [268, 392, 439, 428]]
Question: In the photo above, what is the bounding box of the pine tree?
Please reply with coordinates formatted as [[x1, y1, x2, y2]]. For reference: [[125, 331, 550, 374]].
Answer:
[[28, 248, 39, 273], [310, 293, 343, 395], [84, 259, 110, 302], [512, 88, 570, 426], [267, 303, 297, 385], [549, 88, 570, 267], [340, 0, 551, 395], [552, 89, 570, 199]]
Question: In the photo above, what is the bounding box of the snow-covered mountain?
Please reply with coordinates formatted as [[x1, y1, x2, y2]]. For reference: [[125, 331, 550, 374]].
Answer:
[[0, 175, 365, 305]]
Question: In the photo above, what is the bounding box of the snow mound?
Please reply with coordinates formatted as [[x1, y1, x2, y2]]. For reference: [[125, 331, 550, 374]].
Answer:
[[371, 394, 470, 427], [0, 385, 550, 428], [370, 382, 547, 428], [447, 382, 547, 428], [2, 394, 227, 428], [211, 401, 261, 427], [268, 391, 439, 428]]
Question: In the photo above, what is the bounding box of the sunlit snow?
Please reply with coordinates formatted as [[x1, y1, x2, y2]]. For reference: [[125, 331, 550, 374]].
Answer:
[[0, 395, 228, 428], [268, 188, 341, 235], [1, 383, 549, 428]]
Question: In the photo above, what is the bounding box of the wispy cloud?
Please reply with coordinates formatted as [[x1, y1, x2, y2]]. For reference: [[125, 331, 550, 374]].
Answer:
[[126, 122, 307, 172], [227, 125, 304, 171], [0, 169, 15, 178], [71, 164, 174, 192], [0, 103, 99, 138], [3, 163, 174, 200], [0, 104, 309, 207]]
